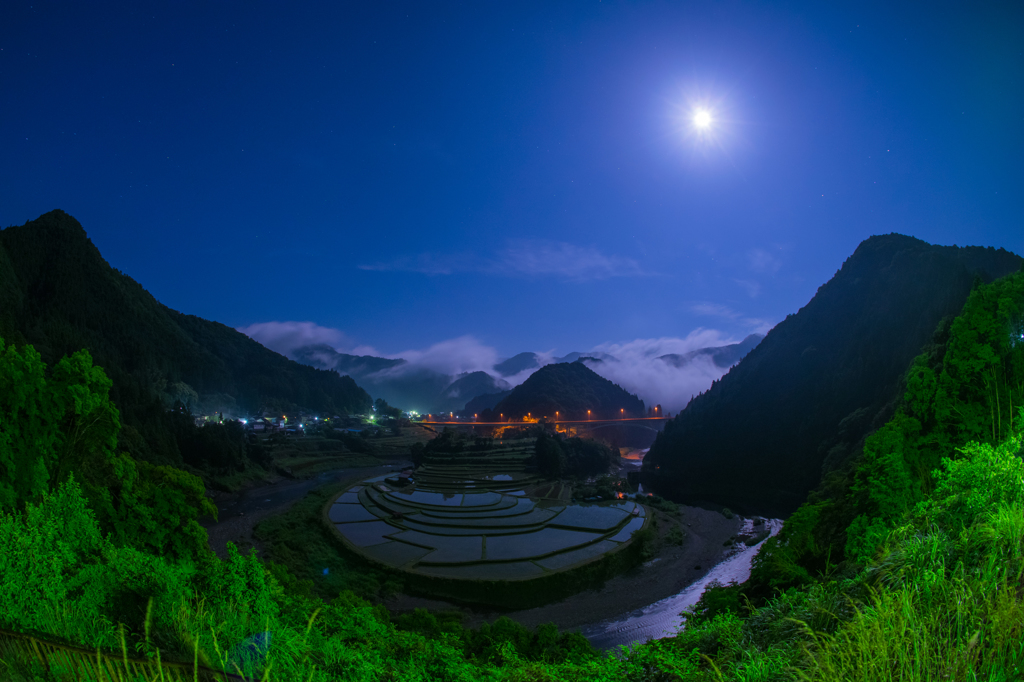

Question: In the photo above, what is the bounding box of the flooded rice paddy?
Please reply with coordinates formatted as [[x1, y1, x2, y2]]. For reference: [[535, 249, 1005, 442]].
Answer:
[[327, 473, 648, 580]]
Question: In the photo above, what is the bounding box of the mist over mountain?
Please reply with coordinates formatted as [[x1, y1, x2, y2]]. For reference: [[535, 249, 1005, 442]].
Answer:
[[643, 234, 1024, 515], [256, 330, 762, 415], [494, 352, 544, 377], [291, 344, 406, 376], [658, 334, 763, 369], [435, 371, 511, 415]]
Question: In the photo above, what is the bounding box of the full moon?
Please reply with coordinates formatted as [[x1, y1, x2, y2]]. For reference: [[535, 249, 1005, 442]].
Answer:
[[693, 110, 712, 128]]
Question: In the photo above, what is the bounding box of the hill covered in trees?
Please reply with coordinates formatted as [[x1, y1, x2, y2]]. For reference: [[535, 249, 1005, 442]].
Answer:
[[643, 233, 1023, 514], [0, 210, 371, 466], [485, 361, 645, 421]]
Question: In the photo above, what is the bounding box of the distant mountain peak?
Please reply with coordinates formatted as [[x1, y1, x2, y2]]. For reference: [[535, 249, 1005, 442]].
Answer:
[[494, 352, 542, 377], [490, 361, 644, 421], [644, 234, 1023, 515]]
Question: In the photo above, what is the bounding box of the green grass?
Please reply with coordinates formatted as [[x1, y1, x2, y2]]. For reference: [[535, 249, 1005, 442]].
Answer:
[[254, 482, 401, 600]]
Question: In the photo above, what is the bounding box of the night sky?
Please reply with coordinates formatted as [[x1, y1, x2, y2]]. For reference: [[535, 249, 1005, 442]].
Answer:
[[3, 1, 1023, 360]]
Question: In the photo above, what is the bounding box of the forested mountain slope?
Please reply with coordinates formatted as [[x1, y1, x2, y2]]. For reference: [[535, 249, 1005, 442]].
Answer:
[[0, 210, 371, 462], [643, 234, 1023, 514], [488, 361, 644, 421]]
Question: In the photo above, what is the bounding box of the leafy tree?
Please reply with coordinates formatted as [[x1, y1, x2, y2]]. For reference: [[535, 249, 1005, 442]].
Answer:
[[535, 431, 566, 478], [374, 397, 402, 419], [534, 432, 614, 479], [917, 424, 1024, 531], [0, 340, 119, 509], [0, 338, 215, 560]]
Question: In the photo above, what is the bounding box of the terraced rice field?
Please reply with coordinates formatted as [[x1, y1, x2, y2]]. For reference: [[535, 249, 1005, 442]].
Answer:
[[326, 475, 647, 581]]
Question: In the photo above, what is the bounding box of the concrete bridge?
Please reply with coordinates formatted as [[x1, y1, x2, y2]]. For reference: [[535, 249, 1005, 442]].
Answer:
[[417, 417, 669, 436]]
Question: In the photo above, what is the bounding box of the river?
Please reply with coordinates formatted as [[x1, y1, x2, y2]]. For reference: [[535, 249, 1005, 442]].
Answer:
[[581, 517, 784, 650]]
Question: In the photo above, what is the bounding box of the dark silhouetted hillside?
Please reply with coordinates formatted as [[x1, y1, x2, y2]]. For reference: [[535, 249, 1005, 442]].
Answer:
[[489, 361, 644, 421], [464, 390, 513, 415], [436, 371, 509, 414], [0, 210, 372, 463], [643, 234, 1023, 515], [494, 352, 543, 377]]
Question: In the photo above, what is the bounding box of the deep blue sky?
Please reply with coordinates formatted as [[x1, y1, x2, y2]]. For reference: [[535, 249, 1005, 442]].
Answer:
[[3, 1, 1022, 357]]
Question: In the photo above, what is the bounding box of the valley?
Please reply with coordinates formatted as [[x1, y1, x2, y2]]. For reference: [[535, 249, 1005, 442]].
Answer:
[[6, 3, 1023, 677], [4, 210, 1024, 680]]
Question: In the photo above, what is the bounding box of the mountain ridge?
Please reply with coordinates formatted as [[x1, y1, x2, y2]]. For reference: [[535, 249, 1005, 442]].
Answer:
[[0, 210, 372, 452], [643, 233, 1024, 514]]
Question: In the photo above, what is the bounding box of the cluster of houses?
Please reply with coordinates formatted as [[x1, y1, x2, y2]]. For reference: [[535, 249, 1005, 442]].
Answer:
[[191, 408, 401, 437], [243, 413, 368, 434]]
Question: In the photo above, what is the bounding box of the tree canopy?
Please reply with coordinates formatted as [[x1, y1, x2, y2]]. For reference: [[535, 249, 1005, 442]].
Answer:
[[0, 338, 215, 560]]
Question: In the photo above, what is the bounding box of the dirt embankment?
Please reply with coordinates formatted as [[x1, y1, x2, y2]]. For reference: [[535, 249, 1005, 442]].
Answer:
[[385, 504, 743, 632]]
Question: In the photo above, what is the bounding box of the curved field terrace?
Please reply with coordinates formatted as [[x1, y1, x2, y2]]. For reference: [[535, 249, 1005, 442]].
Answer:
[[326, 475, 648, 581]]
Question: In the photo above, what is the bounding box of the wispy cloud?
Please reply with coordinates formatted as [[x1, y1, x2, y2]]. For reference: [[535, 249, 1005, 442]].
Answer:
[[239, 319, 768, 413], [582, 330, 748, 412], [733, 278, 762, 298], [385, 336, 501, 377], [239, 321, 348, 355], [496, 241, 645, 280], [359, 240, 648, 282], [357, 252, 461, 275], [690, 302, 774, 335], [238, 321, 379, 357], [690, 302, 743, 320], [747, 247, 782, 274]]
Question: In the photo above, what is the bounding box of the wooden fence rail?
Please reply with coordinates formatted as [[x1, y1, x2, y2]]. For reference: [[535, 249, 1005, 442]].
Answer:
[[0, 627, 248, 682]]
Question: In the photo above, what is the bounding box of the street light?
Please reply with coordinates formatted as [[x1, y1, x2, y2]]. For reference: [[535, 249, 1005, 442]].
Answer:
[[587, 410, 591, 420]]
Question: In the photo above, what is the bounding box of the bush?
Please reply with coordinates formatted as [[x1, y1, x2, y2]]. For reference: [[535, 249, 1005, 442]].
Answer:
[[917, 430, 1024, 531], [666, 524, 686, 546]]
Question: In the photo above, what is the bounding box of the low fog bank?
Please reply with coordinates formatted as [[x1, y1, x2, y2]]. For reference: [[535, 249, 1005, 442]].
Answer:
[[239, 321, 764, 414], [582, 332, 751, 413]]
